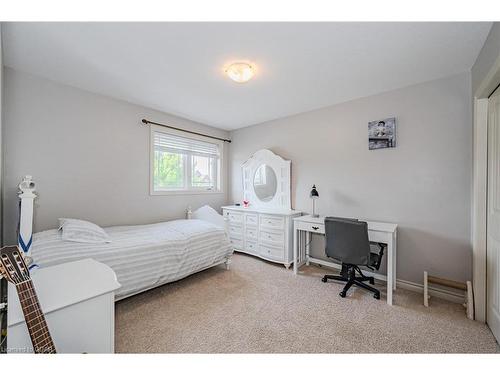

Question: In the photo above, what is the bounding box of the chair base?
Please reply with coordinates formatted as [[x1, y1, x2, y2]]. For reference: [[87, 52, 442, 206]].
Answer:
[[321, 265, 380, 300]]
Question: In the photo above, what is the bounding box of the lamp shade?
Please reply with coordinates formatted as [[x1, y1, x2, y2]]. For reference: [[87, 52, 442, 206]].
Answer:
[[310, 185, 319, 199]]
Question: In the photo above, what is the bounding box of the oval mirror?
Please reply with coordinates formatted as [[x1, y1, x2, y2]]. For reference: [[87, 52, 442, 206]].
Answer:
[[253, 164, 278, 202]]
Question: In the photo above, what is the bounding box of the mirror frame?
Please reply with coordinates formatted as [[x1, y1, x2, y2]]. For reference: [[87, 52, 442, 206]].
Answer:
[[242, 149, 291, 210]]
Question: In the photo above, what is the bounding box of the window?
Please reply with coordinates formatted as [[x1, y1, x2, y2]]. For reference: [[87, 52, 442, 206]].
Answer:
[[151, 127, 222, 194]]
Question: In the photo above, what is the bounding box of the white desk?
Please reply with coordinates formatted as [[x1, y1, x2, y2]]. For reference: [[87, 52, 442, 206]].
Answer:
[[293, 215, 398, 305]]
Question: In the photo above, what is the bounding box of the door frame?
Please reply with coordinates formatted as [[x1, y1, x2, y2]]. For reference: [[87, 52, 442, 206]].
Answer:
[[473, 55, 500, 323]]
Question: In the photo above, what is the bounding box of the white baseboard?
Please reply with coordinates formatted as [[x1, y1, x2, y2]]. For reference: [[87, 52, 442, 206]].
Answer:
[[396, 278, 465, 305], [312, 262, 466, 305]]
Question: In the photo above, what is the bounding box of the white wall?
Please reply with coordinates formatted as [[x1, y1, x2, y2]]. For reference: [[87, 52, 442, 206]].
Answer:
[[229, 73, 472, 284], [2, 68, 229, 244]]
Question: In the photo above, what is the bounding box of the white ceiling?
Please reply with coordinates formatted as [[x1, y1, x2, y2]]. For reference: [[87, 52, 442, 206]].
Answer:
[[2, 22, 492, 130]]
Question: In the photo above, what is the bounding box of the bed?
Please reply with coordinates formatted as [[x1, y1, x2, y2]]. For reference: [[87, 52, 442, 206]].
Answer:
[[30, 219, 233, 300]]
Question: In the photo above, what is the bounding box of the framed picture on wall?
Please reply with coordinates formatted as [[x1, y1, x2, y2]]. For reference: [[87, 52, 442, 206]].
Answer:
[[368, 117, 396, 150]]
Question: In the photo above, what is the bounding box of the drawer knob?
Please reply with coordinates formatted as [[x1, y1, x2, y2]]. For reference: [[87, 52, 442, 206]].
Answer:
[[312, 226, 319, 230]]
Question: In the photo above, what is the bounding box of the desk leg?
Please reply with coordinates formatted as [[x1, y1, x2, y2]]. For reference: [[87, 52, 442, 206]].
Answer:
[[387, 233, 394, 305], [305, 231, 310, 266], [293, 227, 298, 275], [392, 231, 397, 291]]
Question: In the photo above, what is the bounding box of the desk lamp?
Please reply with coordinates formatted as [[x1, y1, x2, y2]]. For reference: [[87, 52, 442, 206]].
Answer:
[[310, 185, 319, 218]]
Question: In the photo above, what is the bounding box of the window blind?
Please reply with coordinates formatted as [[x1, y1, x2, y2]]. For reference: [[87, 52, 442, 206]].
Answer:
[[154, 131, 220, 158]]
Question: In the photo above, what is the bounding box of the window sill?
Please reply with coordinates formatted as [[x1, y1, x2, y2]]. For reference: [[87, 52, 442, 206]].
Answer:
[[150, 189, 224, 196]]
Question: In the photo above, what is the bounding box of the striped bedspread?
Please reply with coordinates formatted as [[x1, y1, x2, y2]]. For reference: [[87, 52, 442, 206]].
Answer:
[[31, 219, 233, 299]]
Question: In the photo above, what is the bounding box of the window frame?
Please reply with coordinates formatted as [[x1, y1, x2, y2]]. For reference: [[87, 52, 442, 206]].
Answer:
[[150, 124, 224, 196]]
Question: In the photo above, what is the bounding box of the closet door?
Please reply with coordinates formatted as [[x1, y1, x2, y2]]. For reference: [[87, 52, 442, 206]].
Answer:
[[487, 85, 500, 342]]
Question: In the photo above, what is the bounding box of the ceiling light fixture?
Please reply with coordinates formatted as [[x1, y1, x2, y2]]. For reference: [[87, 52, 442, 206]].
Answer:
[[225, 62, 255, 83]]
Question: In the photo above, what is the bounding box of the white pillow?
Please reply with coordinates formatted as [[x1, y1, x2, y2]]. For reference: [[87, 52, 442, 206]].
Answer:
[[191, 205, 225, 228], [58, 218, 111, 243]]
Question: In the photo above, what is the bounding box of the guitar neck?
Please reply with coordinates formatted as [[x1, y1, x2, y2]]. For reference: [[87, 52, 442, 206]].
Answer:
[[15, 280, 56, 354]]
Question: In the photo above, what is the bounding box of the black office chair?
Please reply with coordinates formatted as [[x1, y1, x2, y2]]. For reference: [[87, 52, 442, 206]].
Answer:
[[321, 217, 386, 299]]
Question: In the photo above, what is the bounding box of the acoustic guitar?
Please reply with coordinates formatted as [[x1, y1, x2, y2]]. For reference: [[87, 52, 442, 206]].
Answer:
[[0, 246, 56, 353]]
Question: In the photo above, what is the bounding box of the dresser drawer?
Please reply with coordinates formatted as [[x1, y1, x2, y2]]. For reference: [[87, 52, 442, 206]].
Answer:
[[228, 224, 243, 238], [260, 229, 285, 247], [245, 240, 259, 254], [246, 227, 259, 240], [260, 215, 284, 230], [260, 244, 284, 261], [245, 213, 258, 227], [225, 210, 243, 224], [229, 237, 243, 250]]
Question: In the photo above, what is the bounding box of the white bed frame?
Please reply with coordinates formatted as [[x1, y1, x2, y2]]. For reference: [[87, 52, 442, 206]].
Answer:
[[18, 176, 36, 258], [18, 177, 233, 301], [185, 205, 231, 271], [115, 255, 231, 302]]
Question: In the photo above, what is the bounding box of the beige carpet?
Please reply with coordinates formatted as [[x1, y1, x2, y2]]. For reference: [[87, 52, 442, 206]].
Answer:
[[115, 253, 499, 353]]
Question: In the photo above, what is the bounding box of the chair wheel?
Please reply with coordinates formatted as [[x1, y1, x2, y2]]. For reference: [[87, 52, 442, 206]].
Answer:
[[369, 278, 375, 285], [321, 276, 327, 283], [374, 293, 380, 300], [339, 291, 346, 298]]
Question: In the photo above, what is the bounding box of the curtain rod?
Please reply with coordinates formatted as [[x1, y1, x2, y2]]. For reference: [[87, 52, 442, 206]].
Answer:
[[141, 119, 231, 143]]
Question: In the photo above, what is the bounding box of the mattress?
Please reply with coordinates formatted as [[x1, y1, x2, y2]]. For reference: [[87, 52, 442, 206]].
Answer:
[[31, 219, 233, 299]]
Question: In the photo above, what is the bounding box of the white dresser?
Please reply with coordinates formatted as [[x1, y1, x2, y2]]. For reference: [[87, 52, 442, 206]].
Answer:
[[222, 205, 301, 268]]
